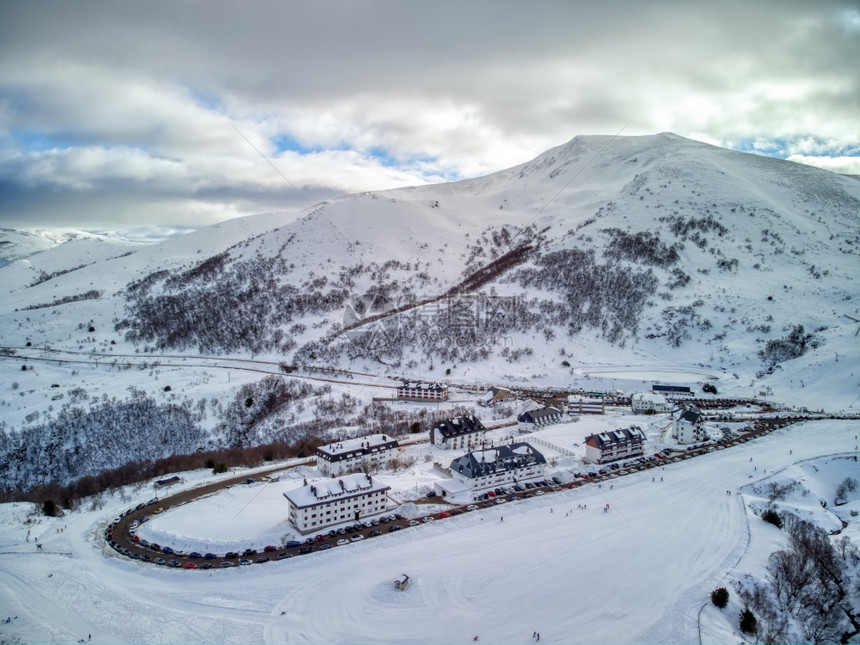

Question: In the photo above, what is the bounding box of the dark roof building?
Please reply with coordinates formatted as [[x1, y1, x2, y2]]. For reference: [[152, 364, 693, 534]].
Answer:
[[517, 406, 563, 428], [431, 415, 487, 450], [315, 433, 399, 476], [652, 384, 693, 398], [584, 426, 647, 464], [449, 442, 547, 492], [397, 381, 449, 401], [674, 406, 703, 444]]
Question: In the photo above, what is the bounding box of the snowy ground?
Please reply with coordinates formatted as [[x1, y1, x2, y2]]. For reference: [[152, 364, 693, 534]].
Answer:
[[0, 418, 857, 644]]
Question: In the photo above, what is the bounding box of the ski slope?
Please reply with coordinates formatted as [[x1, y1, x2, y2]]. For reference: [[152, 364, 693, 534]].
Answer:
[[0, 419, 856, 644]]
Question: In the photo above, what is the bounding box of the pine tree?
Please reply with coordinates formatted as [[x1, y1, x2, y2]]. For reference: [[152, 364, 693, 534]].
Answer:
[[739, 607, 757, 635]]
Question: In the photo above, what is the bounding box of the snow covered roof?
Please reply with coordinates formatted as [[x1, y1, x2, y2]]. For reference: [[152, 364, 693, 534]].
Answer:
[[316, 433, 399, 463], [517, 406, 562, 423], [632, 392, 668, 404], [435, 479, 472, 495], [585, 426, 646, 449], [398, 381, 448, 391], [450, 442, 546, 479], [283, 473, 390, 509], [434, 415, 486, 440]]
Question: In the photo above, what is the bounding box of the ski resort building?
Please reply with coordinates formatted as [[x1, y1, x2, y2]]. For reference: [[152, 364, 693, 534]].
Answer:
[[631, 392, 673, 413], [673, 406, 704, 444], [448, 442, 547, 494], [478, 386, 517, 407], [431, 415, 487, 450], [567, 396, 606, 415], [283, 473, 391, 534], [652, 384, 694, 400], [584, 426, 647, 464], [396, 381, 449, 402], [517, 406, 563, 431], [315, 434, 399, 477]]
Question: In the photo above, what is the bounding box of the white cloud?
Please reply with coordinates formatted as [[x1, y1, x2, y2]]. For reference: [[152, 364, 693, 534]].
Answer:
[[0, 0, 857, 232], [786, 155, 860, 175]]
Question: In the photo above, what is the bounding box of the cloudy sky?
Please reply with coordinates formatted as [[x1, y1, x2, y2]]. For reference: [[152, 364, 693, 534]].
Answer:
[[1, 0, 858, 238]]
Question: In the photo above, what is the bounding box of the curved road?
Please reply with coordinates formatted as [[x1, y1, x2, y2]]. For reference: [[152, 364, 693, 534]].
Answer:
[[104, 414, 814, 570]]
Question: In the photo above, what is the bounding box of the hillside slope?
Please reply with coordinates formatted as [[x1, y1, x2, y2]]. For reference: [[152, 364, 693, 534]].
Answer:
[[1, 133, 858, 490], [109, 133, 860, 372]]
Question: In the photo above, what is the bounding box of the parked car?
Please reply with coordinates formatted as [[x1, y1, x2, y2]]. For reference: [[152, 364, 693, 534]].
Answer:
[[438, 512, 451, 518], [204, 552, 217, 559], [183, 562, 198, 569], [388, 524, 402, 532], [225, 551, 238, 559], [299, 547, 312, 554], [220, 561, 234, 568], [264, 545, 277, 552], [285, 540, 301, 548], [466, 505, 478, 511], [408, 520, 419, 526], [243, 548, 257, 556], [369, 530, 381, 537], [256, 556, 270, 563], [199, 562, 212, 570], [238, 559, 252, 566], [189, 552, 202, 559], [350, 534, 364, 542], [337, 539, 349, 546], [318, 543, 333, 550], [154, 557, 166, 565], [278, 551, 293, 560]]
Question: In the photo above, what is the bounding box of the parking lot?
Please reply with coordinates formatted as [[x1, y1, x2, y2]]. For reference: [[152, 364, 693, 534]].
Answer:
[[104, 414, 809, 569]]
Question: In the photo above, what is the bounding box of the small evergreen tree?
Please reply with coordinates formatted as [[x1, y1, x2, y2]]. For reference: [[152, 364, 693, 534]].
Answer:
[[711, 587, 729, 608], [409, 421, 422, 434], [739, 607, 757, 635], [761, 508, 782, 528], [42, 499, 57, 517], [212, 462, 228, 474]]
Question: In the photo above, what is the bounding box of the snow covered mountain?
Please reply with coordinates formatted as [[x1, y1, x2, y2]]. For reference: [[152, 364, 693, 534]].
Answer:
[[0, 228, 141, 268], [1, 133, 858, 491]]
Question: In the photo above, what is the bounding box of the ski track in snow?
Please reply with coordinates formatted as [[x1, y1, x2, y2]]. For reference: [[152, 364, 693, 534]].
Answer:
[[1, 420, 855, 644]]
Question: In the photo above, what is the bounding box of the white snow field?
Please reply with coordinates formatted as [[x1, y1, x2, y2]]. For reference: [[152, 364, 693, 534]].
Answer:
[[0, 419, 856, 644]]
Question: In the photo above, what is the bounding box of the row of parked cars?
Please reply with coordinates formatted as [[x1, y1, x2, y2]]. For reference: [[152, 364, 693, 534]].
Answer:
[[106, 506, 411, 568]]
